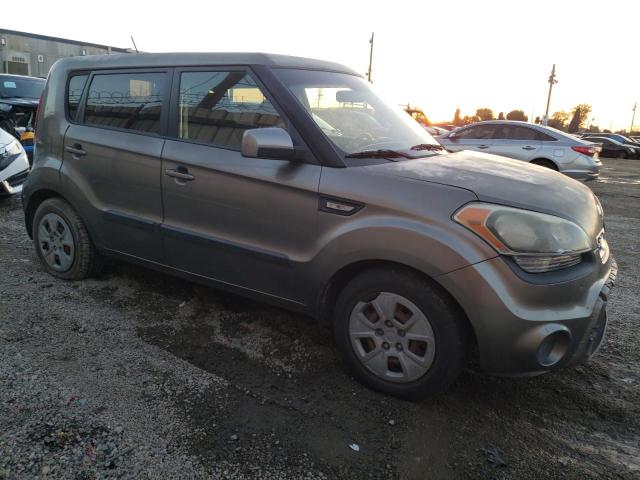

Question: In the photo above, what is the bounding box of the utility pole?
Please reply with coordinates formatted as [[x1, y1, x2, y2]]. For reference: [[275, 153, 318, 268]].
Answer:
[[631, 102, 637, 134], [367, 32, 374, 83], [543, 64, 558, 126]]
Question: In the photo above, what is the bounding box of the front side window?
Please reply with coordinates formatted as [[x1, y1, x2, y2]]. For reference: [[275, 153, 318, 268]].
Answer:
[[67, 74, 88, 121], [178, 71, 282, 149], [274, 68, 440, 156], [84, 72, 165, 134]]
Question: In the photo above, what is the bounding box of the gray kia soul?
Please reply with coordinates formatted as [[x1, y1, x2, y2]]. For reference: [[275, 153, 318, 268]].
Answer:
[[23, 53, 616, 398]]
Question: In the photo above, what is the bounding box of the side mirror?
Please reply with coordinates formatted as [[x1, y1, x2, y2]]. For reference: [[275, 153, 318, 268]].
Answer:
[[448, 131, 459, 141], [241, 127, 303, 161]]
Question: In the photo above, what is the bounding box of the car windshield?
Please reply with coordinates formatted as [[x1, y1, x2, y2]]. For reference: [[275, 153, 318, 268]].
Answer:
[[274, 68, 440, 157], [0, 76, 45, 99]]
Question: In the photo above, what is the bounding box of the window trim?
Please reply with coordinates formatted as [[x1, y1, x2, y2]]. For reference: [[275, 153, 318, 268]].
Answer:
[[64, 71, 91, 123], [456, 124, 496, 140], [73, 67, 173, 138], [168, 65, 297, 154]]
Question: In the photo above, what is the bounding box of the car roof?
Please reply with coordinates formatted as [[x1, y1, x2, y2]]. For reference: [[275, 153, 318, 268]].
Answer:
[[52, 52, 360, 76], [0, 73, 45, 81]]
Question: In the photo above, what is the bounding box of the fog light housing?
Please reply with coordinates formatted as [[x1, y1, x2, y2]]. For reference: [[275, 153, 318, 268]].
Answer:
[[537, 330, 570, 367]]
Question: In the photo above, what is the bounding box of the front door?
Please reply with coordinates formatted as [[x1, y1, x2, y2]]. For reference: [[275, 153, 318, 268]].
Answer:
[[447, 123, 497, 153], [160, 68, 321, 303], [61, 69, 170, 262]]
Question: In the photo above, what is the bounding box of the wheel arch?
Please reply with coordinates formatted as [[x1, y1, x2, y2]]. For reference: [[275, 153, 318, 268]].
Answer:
[[316, 259, 478, 350], [24, 188, 69, 238], [530, 158, 558, 170]]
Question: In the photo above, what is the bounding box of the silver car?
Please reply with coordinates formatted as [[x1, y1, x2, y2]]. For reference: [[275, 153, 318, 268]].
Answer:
[[438, 120, 602, 181], [0, 127, 30, 199]]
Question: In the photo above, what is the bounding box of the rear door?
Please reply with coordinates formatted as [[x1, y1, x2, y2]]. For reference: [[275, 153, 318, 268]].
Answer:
[[160, 67, 321, 303], [446, 124, 496, 153], [491, 125, 542, 161], [61, 69, 170, 262]]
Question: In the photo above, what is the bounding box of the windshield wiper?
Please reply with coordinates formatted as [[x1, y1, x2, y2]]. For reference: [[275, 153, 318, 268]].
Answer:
[[410, 143, 444, 151], [345, 149, 412, 159]]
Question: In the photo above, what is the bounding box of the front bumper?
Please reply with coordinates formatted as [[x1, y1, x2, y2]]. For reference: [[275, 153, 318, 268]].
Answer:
[[437, 252, 616, 375]]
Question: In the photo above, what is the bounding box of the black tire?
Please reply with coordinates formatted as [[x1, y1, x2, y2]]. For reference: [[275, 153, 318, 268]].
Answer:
[[531, 159, 557, 170], [33, 197, 103, 280], [333, 267, 468, 399], [617, 151, 627, 159]]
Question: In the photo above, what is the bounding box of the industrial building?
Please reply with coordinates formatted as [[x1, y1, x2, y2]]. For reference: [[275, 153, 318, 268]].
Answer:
[[0, 28, 130, 77]]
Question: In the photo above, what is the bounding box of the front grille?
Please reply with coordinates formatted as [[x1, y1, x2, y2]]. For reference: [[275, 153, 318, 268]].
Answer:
[[6, 169, 29, 187]]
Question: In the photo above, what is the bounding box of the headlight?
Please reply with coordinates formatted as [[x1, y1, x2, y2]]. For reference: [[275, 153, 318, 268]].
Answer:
[[1, 139, 27, 170], [7, 139, 24, 156], [454, 203, 593, 273]]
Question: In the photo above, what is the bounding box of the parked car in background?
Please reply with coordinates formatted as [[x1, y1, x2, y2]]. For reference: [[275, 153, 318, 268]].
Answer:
[[581, 133, 640, 152], [0, 127, 30, 199], [24, 53, 615, 398], [438, 120, 602, 181], [584, 136, 639, 159], [0, 74, 46, 163], [404, 107, 447, 136]]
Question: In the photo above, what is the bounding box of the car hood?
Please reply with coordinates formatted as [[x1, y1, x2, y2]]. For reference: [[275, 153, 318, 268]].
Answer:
[[366, 150, 603, 239], [0, 98, 39, 109]]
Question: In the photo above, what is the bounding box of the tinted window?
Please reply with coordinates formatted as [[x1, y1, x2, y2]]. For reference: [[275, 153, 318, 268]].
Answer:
[[67, 74, 88, 121], [178, 71, 282, 149], [494, 125, 538, 140], [456, 125, 495, 139], [537, 131, 557, 141], [84, 72, 165, 134]]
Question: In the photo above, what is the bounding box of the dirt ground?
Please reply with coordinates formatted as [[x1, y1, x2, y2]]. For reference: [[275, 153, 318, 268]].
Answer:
[[1, 158, 638, 479]]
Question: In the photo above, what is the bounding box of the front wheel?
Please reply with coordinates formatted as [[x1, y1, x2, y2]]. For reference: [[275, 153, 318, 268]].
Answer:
[[333, 267, 468, 398]]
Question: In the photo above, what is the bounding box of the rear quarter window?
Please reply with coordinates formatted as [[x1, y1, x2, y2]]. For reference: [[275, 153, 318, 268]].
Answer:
[[66, 74, 88, 121]]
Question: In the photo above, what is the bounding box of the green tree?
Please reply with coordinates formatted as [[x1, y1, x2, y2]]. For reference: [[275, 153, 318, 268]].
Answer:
[[462, 115, 480, 125], [453, 108, 463, 126], [548, 111, 569, 130], [475, 108, 495, 121], [568, 107, 582, 133], [497, 112, 505, 120], [506, 110, 528, 121], [570, 104, 592, 129]]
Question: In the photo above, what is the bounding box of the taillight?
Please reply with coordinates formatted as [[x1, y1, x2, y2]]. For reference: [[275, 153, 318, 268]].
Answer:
[[33, 93, 43, 137], [572, 145, 598, 157]]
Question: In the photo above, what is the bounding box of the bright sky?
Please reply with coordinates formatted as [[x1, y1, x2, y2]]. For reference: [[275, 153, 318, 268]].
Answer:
[[12, 0, 640, 130]]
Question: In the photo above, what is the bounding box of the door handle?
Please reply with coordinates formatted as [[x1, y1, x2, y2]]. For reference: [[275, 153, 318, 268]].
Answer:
[[522, 146, 536, 151], [65, 144, 86, 157], [165, 167, 194, 181], [478, 144, 490, 149]]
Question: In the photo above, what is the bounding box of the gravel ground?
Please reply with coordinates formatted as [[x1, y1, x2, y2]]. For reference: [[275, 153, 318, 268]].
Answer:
[[1, 158, 638, 479]]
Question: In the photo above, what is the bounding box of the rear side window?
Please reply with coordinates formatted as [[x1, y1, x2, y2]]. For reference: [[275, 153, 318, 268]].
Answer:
[[495, 126, 538, 140], [67, 74, 88, 121], [456, 124, 495, 139], [537, 131, 557, 141], [84, 72, 165, 134], [177, 71, 282, 149]]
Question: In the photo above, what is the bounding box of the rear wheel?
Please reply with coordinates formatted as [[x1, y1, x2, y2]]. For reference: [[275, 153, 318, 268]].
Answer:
[[531, 159, 558, 170], [33, 198, 103, 280], [333, 267, 468, 398]]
